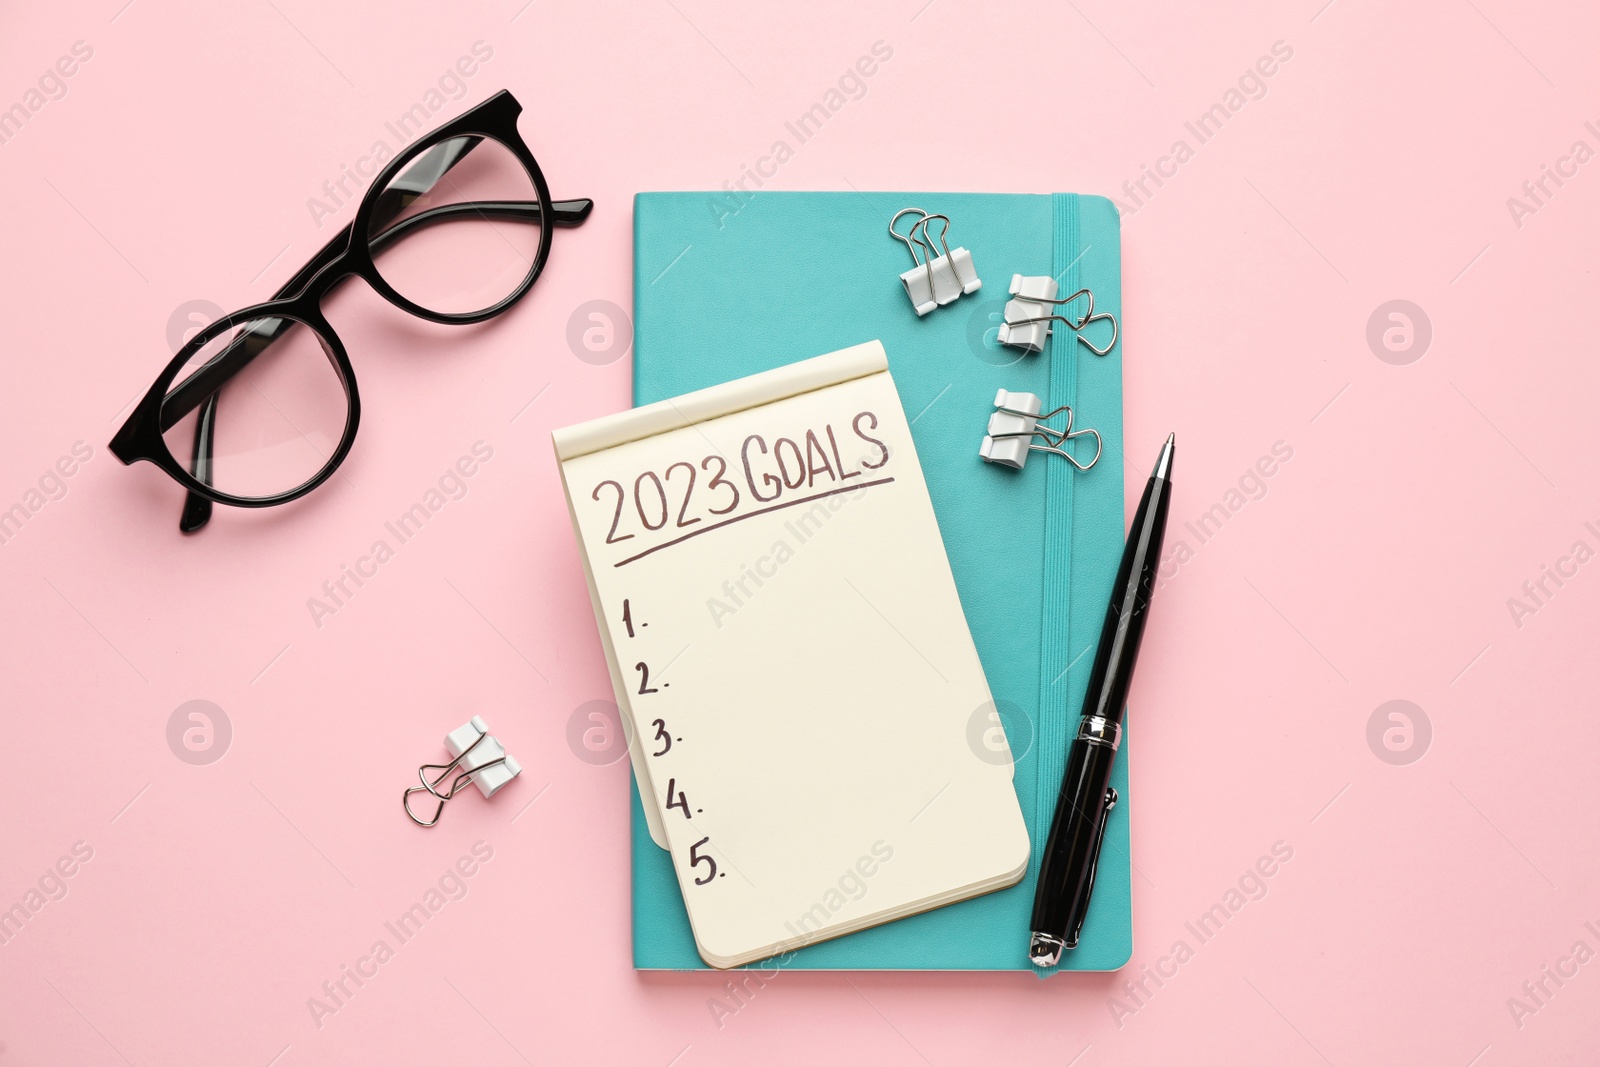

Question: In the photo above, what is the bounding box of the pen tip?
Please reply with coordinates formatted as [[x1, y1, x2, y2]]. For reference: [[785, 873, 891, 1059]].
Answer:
[[1152, 433, 1175, 480]]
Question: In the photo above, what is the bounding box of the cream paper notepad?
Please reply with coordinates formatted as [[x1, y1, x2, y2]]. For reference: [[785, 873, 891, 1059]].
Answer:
[[553, 341, 1029, 969]]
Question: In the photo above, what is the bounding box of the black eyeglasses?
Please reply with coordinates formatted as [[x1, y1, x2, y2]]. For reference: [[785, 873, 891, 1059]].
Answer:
[[110, 89, 591, 533]]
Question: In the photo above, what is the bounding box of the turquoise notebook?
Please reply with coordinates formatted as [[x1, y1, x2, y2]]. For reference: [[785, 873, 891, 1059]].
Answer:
[[630, 190, 1130, 972]]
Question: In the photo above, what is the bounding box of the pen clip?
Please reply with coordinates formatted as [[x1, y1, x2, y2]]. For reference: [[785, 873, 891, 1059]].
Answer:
[[1067, 786, 1119, 949]]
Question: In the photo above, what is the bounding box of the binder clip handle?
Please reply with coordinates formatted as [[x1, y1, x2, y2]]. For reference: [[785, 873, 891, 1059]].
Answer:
[[403, 787, 451, 829], [890, 207, 932, 268], [1022, 402, 1103, 470], [988, 427, 1103, 471], [1000, 283, 1118, 356], [890, 208, 938, 315], [918, 213, 954, 264], [917, 213, 979, 295]]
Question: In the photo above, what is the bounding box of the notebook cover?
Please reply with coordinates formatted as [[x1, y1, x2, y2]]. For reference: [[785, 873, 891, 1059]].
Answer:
[[629, 190, 1130, 972]]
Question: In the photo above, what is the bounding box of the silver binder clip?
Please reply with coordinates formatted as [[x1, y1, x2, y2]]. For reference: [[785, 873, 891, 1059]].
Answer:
[[890, 208, 981, 316], [998, 274, 1119, 356], [979, 389, 1102, 471], [403, 715, 521, 827], [891, 208, 938, 315]]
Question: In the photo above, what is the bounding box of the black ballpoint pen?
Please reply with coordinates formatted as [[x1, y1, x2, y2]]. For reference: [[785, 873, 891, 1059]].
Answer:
[[1029, 433, 1174, 967]]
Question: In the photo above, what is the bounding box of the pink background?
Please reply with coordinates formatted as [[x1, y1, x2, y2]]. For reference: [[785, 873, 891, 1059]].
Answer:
[[2, 0, 1597, 1063]]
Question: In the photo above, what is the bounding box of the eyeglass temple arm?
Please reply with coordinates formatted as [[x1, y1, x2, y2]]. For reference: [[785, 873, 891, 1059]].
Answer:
[[169, 197, 592, 532], [179, 393, 217, 532]]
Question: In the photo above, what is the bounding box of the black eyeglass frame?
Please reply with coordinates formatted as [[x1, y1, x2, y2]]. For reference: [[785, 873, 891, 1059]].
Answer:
[[110, 89, 591, 531]]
